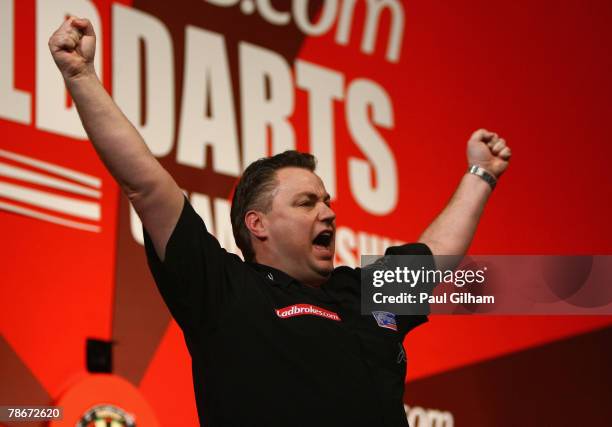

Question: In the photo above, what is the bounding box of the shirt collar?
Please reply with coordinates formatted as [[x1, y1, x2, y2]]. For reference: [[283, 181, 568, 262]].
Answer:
[[248, 263, 297, 288], [249, 263, 339, 303]]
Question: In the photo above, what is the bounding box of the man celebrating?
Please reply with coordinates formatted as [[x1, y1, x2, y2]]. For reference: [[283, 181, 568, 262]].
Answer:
[[49, 16, 511, 427]]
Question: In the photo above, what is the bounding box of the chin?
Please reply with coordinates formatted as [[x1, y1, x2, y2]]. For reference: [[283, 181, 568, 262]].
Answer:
[[313, 259, 334, 277]]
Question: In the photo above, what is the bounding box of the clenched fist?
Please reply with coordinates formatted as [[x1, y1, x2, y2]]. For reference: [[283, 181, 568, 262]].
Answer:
[[466, 129, 512, 179], [48, 16, 96, 80]]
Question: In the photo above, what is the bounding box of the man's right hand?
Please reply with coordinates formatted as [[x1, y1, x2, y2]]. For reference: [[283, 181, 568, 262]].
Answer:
[[48, 16, 96, 80]]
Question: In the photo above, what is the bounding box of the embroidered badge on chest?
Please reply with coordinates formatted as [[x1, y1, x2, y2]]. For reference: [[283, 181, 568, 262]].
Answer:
[[372, 311, 398, 331]]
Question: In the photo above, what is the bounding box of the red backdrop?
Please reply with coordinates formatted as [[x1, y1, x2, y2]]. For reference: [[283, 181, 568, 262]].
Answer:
[[1, 1, 611, 425]]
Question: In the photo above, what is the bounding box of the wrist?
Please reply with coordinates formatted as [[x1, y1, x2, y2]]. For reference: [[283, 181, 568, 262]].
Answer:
[[63, 66, 98, 85], [467, 164, 497, 190]]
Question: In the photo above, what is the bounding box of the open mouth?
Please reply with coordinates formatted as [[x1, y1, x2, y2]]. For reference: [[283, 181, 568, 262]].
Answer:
[[312, 230, 333, 249]]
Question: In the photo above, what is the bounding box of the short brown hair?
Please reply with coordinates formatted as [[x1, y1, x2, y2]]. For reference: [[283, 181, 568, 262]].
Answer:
[[231, 150, 316, 262]]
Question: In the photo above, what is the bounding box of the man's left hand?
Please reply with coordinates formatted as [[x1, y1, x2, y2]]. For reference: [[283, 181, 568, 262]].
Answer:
[[466, 129, 512, 179]]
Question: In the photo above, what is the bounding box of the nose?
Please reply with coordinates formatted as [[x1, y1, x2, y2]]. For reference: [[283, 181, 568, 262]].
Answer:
[[319, 202, 336, 225]]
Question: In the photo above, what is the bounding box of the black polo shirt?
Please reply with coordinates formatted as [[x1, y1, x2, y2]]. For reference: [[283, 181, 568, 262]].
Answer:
[[144, 197, 433, 427]]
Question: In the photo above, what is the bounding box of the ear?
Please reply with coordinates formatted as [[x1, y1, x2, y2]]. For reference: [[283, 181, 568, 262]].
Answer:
[[244, 210, 267, 240]]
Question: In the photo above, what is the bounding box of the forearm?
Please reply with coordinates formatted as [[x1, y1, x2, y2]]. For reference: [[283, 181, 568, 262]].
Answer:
[[66, 73, 170, 197], [67, 72, 184, 258], [418, 172, 492, 257], [415, 128, 511, 270]]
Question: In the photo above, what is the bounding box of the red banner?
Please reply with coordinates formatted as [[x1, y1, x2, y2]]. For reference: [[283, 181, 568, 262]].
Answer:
[[1, 1, 611, 425]]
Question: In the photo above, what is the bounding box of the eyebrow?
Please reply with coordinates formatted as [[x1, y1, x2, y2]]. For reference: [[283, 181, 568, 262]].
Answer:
[[294, 191, 331, 202]]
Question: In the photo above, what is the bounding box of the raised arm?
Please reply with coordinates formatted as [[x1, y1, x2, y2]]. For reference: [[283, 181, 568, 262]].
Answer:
[[48, 16, 183, 259], [418, 129, 512, 266]]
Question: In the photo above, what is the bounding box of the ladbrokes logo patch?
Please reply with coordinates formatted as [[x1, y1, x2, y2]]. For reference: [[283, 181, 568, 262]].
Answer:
[[275, 304, 341, 321]]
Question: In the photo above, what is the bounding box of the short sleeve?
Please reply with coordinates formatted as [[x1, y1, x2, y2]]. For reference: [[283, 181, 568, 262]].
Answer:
[[384, 242, 434, 334], [384, 242, 433, 257], [143, 197, 244, 337]]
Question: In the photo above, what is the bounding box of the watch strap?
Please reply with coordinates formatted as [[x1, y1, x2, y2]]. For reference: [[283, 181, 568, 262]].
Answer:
[[467, 165, 497, 190]]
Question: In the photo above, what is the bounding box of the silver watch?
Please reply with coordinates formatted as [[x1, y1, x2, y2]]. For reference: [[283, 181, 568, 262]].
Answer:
[[467, 165, 497, 190]]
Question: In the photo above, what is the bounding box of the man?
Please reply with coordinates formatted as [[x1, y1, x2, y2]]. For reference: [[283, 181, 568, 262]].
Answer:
[[49, 16, 511, 427]]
